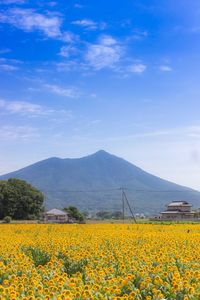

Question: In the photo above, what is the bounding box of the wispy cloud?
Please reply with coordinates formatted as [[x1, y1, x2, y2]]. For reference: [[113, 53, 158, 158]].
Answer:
[[190, 26, 200, 33], [43, 84, 80, 98], [0, 99, 50, 115], [72, 19, 106, 30], [0, 48, 11, 54], [77, 125, 200, 144], [128, 63, 146, 73], [74, 4, 84, 9], [159, 65, 173, 72], [0, 57, 21, 72], [56, 61, 80, 72], [0, 8, 79, 42], [60, 31, 79, 43], [85, 35, 123, 70], [130, 29, 148, 40], [0, 99, 73, 119], [59, 45, 78, 58], [72, 19, 97, 30], [0, 8, 62, 38], [130, 126, 200, 140], [47, 2, 57, 7], [0, 0, 25, 4], [185, 125, 200, 138], [112, 125, 200, 141], [0, 125, 40, 141], [59, 35, 146, 75], [0, 64, 18, 71]]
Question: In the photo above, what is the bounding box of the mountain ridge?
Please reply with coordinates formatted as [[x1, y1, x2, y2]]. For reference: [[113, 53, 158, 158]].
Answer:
[[0, 150, 199, 213]]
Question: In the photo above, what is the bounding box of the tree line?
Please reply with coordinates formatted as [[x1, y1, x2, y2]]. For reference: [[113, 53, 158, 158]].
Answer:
[[0, 178, 85, 222], [0, 178, 44, 220], [0, 178, 125, 222]]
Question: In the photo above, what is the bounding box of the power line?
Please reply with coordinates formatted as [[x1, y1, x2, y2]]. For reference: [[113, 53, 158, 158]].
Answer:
[[42, 187, 196, 193], [43, 188, 120, 193], [126, 188, 196, 193]]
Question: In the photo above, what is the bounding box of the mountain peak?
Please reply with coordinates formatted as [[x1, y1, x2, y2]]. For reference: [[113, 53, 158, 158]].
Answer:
[[94, 150, 109, 156], [87, 150, 114, 160], [0, 150, 199, 213]]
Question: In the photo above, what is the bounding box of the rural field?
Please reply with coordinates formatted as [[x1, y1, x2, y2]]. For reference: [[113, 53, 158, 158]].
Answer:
[[0, 224, 200, 300]]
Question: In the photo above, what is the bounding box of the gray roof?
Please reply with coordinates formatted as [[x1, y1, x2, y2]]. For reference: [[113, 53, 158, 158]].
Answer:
[[45, 209, 67, 216], [161, 211, 193, 214], [168, 201, 191, 207]]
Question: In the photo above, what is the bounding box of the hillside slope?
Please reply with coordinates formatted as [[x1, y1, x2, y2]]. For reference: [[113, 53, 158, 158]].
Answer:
[[0, 150, 199, 213]]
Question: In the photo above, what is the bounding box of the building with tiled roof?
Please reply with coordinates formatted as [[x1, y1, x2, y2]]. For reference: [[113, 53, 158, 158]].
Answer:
[[161, 201, 195, 220]]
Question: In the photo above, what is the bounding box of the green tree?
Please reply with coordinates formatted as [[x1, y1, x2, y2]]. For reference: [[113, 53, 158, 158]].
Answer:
[[0, 178, 44, 220], [96, 211, 112, 219], [111, 211, 123, 219], [64, 206, 84, 223]]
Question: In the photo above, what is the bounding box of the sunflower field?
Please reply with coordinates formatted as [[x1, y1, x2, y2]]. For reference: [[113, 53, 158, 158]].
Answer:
[[0, 223, 200, 300]]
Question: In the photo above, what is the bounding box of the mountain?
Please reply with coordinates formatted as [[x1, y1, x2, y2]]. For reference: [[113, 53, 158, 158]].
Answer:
[[0, 150, 200, 213]]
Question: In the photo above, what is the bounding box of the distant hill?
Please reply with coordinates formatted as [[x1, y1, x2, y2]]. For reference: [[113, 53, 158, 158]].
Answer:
[[0, 150, 200, 213]]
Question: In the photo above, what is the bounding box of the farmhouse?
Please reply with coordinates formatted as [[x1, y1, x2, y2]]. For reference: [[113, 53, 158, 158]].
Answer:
[[161, 201, 195, 220], [44, 208, 69, 223]]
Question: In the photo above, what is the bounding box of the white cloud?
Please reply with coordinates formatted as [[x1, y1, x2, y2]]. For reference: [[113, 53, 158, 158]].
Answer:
[[159, 65, 173, 72], [110, 125, 200, 141], [130, 29, 148, 40], [0, 64, 18, 71], [0, 8, 79, 42], [80, 125, 200, 145], [60, 31, 79, 43], [100, 35, 117, 46], [0, 99, 48, 115], [90, 93, 97, 98], [85, 35, 123, 70], [74, 4, 84, 9], [128, 63, 146, 73], [0, 0, 25, 3], [190, 27, 200, 33], [72, 19, 97, 30], [0, 8, 62, 38], [56, 61, 80, 72], [0, 99, 73, 121], [47, 2, 57, 7], [43, 84, 79, 98], [0, 57, 21, 72], [0, 57, 21, 63], [0, 48, 11, 54], [59, 45, 78, 58], [0, 125, 40, 141], [137, 126, 200, 140], [72, 19, 106, 30]]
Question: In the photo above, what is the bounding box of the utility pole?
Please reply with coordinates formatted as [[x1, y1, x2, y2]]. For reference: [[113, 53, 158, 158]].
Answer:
[[121, 187, 125, 223], [121, 187, 137, 223]]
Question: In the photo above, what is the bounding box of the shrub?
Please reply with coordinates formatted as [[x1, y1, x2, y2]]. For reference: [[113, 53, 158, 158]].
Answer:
[[3, 216, 12, 223], [57, 252, 88, 276], [22, 246, 51, 267]]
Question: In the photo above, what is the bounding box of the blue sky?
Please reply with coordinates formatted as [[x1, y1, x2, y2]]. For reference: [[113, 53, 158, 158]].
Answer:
[[1, 0, 200, 189]]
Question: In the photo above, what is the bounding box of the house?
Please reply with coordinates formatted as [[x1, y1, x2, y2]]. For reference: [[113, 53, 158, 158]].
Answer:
[[161, 201, 195, 220], [44, 209, 69, 223]]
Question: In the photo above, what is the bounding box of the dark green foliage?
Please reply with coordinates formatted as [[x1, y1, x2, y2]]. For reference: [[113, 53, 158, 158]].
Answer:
[[64, 206, 84, 222], [3, 216, 12, 223], [22, 246, 51, 267], [0, 178, 44, 220], [0, 272, 9, 284], [57, 252, 88, 276], [96, 210, 111, 219], [96, 210, 123, 219]]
